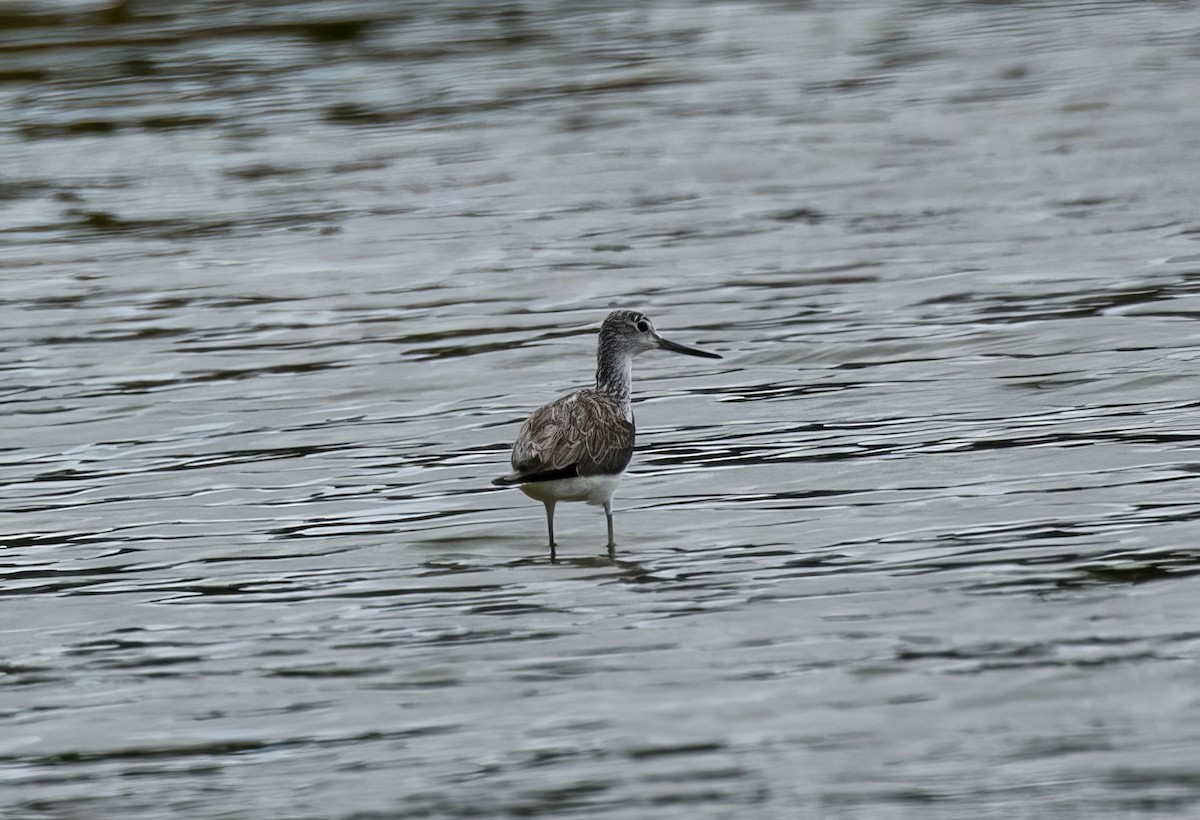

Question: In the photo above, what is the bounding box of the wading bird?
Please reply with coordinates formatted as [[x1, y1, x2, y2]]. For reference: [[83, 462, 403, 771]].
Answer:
[[493, 310, 721, 560]]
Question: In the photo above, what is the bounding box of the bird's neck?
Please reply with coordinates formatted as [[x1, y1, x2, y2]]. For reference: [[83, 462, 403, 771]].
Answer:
[[595, 347, 633, 407]]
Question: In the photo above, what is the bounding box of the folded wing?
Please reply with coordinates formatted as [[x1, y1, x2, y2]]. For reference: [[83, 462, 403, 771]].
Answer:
[[509, 390, 634, 481]]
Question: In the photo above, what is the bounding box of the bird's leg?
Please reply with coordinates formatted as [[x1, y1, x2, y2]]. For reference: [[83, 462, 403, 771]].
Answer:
[[604, 500, 615, 557], [544, 500, 557, 562]]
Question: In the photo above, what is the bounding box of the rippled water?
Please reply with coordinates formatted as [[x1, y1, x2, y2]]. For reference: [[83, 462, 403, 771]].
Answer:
[[4, 1, 1200, 817]]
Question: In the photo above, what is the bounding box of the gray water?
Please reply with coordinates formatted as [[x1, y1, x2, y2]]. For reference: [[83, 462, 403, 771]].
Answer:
[[3, 1, 1200, 817]]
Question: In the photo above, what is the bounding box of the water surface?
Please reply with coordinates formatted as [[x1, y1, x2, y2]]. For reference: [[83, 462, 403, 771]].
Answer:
[[3, 1, 1200, 817]]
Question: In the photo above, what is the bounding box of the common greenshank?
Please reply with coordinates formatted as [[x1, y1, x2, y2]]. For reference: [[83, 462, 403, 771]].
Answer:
[[493, 310, 721, 560]]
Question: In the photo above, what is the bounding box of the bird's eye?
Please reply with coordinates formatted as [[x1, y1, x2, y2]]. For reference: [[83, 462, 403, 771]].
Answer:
[[636, 320, 650, 333]]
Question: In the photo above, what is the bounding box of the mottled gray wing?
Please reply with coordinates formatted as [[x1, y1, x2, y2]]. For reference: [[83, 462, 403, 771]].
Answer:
[[511, 390, 634, 480]]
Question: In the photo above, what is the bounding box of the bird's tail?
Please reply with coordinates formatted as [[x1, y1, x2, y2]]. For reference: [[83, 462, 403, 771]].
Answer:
[[493, 465, 578, 485]]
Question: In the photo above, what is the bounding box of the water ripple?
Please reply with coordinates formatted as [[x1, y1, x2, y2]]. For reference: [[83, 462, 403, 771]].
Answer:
[[4, 0, 1200, 818]]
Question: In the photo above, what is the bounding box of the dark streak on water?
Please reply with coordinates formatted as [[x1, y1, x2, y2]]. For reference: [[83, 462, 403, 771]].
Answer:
[[3, 1, 1200, 818]]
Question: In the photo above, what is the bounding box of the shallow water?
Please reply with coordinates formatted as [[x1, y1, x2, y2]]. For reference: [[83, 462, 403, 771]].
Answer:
[[3, 1, 1200, 817]]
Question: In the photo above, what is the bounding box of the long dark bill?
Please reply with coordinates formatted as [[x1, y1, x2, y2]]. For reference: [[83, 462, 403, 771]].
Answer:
[[657, 336, 722, 359]]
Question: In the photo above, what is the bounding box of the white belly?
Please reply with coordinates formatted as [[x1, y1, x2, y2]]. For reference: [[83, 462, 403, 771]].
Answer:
[[520, 474, 623, 506]]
